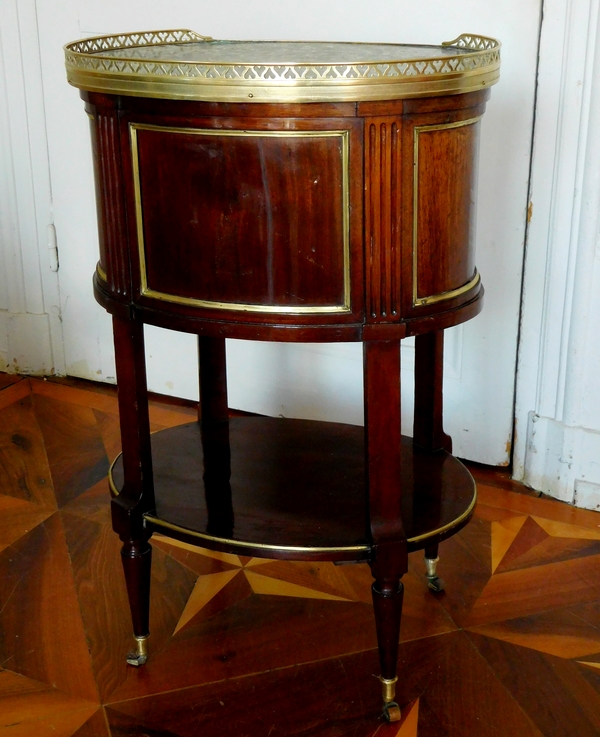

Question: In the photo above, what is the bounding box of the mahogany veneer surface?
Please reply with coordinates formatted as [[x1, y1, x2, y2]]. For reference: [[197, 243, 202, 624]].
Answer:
[[137, 127, 347, 309], [110, 418, 474, 554], [415, 122, 479, 301], [3, 375, 600, 736], [88, 90, 487, 334]]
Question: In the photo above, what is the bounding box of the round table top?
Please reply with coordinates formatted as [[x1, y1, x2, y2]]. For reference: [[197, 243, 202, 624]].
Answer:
[[65, 29, 500, 103]]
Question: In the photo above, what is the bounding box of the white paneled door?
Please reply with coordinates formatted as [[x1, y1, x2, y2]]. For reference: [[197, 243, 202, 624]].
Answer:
[[31, 0, 542, 465]]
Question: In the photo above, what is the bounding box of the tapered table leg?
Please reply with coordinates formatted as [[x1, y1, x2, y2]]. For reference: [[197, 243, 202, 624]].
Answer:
[[414, 330, 450, 592], [112, 314, 154, 665], [372, 576, 405, 722], [122, 538, 152, 665], [364, 340, 408, 722], [198, 336, 229, 425], [413, 330, 452, 454], [197, 337, 234, 538]]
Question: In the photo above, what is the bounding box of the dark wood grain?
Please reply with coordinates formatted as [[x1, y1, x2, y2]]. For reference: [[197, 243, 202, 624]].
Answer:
[[87, 102, 130, 297], [120, 539, 152, 640], [137, 127, 346, 309], [363, 341, 405, 548], [0, 670, 99, 737], [32, 392, 109, 508], [83, 89, 490, 334], [468, 632, 600, 737], [197, 337, 228, 425], [116, 113, 366, 329], [364, 117, 402, 321], [105, 649, 387, 736], [0, 394, 55, 509], [104, 632, 547, 737], [0, 513, 99, 702], [414, 120, 480, 301], [72, 708, 112, 737], [0, 372, 23, 390], [110, 417, 474, 559], [372, 579, 404, 682], [110, 315, 154, 540], [107, 594, 380, 704], [87, 92, 358, 120], [414, 330, 452, 453]]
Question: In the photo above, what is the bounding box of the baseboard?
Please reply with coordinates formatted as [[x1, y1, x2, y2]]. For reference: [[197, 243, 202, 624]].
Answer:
[[0, 311, 54, 375], [523, 411, 600, 510]]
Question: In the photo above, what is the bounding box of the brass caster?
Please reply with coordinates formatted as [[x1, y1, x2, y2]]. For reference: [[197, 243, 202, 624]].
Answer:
[[425, 556, 445, 592], [126, 635, 149, 667], [379, 675, 400, 721], [427, 575, 445, 592], [383, 702, 402, 722]]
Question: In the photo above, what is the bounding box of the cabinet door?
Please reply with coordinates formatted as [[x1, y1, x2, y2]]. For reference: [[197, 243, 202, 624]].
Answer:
[[37, 0, 541, 465], [123, 116, 363, 324]]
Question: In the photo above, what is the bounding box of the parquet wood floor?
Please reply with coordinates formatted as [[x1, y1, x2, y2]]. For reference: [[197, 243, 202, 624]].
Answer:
[[1, 375, 600, 736]]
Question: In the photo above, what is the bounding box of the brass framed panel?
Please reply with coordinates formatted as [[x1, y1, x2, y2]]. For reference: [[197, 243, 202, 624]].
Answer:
[[130, 123, 351, 315], [412, 116, 482, 307]]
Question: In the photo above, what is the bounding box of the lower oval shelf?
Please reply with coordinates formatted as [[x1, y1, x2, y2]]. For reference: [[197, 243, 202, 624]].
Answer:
[[109, 416, 476, 561]]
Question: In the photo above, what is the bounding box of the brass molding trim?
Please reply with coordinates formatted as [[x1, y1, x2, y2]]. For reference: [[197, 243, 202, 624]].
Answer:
[[65, 30, 500, 103], [96, 262, 108, 282], [143, 514, 370, 555], [412, 116, 482, 307], [415, 271, 481, 307], [107, 454, 120, 497], [409, 478, 477, 544], [130, 123, 351, 315], [108, 451, 476, 548]]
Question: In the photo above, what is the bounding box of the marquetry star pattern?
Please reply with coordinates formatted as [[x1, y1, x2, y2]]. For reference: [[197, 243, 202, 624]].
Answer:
[[152, 536, 366, 636], [2, 376, 600, 736]]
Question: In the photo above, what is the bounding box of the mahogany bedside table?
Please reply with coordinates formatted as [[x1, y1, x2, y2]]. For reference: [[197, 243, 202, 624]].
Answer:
[[65, 30, 500, 722]]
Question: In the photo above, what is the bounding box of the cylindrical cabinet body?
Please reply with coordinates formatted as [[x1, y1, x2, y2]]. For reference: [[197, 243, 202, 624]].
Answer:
[[88, 90, 488, 340]]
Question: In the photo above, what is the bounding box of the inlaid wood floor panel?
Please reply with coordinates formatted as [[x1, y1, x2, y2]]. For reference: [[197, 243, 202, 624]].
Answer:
[[0, 671, 98, 736], [1, 375, 600, 735], [0, 374, 24, 391], [32, 393, 109, 508], [71, 708, 111, 737], [0, 514, 99, 703]]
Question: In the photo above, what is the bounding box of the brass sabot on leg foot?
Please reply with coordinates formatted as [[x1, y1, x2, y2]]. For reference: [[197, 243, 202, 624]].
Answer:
[[425, 555, 445, 592], [380, 676, 401, 722], [126, 635, 149, 666]]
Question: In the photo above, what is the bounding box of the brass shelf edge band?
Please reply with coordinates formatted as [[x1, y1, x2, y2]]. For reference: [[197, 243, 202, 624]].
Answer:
[[65, 30, 500, 103], [107, 455, 120, 497], [108, 452, 477, 549], [412, 115, 483, 307], [408, 483, 477, 544], [131, 124, 351, 315], [144, 515, 370, 554]]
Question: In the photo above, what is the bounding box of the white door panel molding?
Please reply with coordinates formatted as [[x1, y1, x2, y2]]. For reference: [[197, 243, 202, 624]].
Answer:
[[0, 0, 65, 375], [515, 0, 600, 508]]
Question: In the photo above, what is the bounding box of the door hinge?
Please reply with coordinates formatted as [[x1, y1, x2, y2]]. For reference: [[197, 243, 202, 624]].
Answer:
[[47, 223, 59, 272]]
